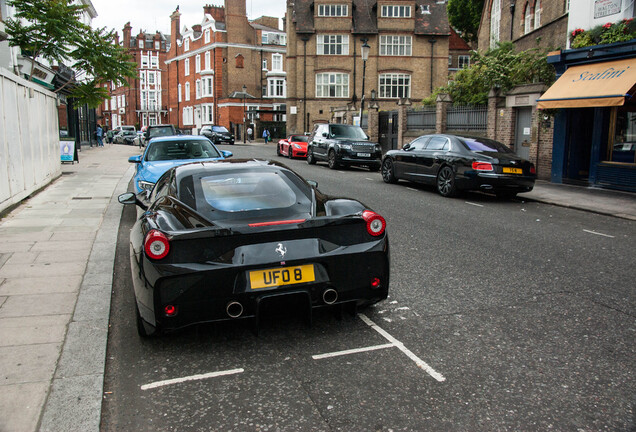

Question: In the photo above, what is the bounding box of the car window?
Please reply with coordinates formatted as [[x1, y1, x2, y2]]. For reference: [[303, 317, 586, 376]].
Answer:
[[408, 136, 430, 150], [145, 140, 221, 161], [315, 124, 327, 138], [329, 125, 367, 140], [290, 135, 309, 142], [426, 137, 449, 151], [212, 126, 229, 133], [149, 126, 175, 138], [459, 137, 514, 153]]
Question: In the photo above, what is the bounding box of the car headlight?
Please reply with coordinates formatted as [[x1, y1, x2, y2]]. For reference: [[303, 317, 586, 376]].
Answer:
[[339, 144, 352, 150], [138, 180, 155, 191], [293, 144, 302, 149]]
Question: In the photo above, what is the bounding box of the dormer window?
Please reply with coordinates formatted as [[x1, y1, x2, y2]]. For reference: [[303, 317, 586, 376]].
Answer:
[[318, 4, 348, 17], [138, 39, 143, 48], [184, 38, 190, 51], [204, 29, 211, 44], [381, 5, 411, 18]]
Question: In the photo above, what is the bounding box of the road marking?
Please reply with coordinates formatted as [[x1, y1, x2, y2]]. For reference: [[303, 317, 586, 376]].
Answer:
[[406, 187, 418, 192], [140, 368, 244, 391], [583, 229, 614, 238], [313, 343, 395, 360], [358, 314, 446, 382], [465, 202, 484, 207], [366, 177, 373, 181]]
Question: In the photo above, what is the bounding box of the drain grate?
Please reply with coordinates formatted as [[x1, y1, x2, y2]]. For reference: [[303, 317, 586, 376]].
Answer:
[[72, 197, 93, 200], [61, 172, 75, 176]]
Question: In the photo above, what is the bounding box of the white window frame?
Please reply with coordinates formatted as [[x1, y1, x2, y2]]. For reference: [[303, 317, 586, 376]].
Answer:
[[185, 82, 190, 101], [381, 5, 411, 18], [379, 35, 412, 56], [154, 41, 160, 50], [272, 54, 283, 71], [202, 104, 214, 124], [148, 71, 155, 85], [268, 78, 286, 98], [534, 0, 541, 28], [379, 73, 411, 99], [318, 4, 348, 17], [141, 54, 149, 68], [138, 39, 143, 49], [205, 51, 211, 70], [184, 58, 190, 76], [262, 59, 268, 70], [178, 84, 182, 102], [184, 38, 190, 51], [458, 55, 470, 69], [490, 0, 501, 49], [195, 54, 201, 73], [202, 77, 214, 97], [204, 29, 211, 44], [196, 79, 201, 99], [316, 72, 349, 98], [524, 4, 533, 34], [317, 34, 349, 55], [151, 55, 158, 68]]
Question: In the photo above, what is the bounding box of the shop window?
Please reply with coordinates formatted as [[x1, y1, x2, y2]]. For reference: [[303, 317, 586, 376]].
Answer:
[[609, 107, 636, 164]]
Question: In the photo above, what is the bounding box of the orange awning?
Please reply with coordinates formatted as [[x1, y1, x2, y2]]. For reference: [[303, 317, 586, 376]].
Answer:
[[537, 58, 636, 109]]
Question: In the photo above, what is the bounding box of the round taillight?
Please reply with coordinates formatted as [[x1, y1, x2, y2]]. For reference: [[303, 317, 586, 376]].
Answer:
[[371, 277, 381, 289], [472, 161, 493, 171], [144, 230, 170, 260], [362, 210, 386, 237], [164, 305, 177, 316]]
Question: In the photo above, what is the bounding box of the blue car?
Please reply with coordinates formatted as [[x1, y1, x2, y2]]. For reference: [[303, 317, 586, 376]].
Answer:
[[129, 135, 232, 193]]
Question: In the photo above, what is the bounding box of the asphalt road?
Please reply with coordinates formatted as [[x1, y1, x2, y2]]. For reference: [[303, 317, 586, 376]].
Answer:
[[101, 143, 636, 431]]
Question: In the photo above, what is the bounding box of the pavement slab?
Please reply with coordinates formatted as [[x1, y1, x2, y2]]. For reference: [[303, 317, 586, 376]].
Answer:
[[0, 382, 49, 432], [0, 293, 78, 318], [0, 276, 83, 296]]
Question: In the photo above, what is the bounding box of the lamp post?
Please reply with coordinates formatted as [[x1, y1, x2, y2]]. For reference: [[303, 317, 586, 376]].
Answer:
[[242, 84, 247, 144], [359, 39, 370, 125]]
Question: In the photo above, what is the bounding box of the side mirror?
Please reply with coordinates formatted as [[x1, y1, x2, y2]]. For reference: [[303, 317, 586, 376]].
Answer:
[[128, 155, 142, 163], [403, 143, 411, 151], [177, 130, 183, 135], [221, 150, 233, 158], [118, 192, 148, 210], [322, 132, 328, 138], [307, 180, 318, 188]]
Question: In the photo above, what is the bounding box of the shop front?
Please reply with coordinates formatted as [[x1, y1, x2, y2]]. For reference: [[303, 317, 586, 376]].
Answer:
[[538, 41, 636, 192]]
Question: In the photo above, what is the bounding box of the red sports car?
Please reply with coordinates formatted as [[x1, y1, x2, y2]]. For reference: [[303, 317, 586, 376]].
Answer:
[[277, 135, 309, 159]]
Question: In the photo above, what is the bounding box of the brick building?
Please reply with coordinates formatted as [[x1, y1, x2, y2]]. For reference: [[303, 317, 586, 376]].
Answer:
[[285, 0, 451, 134], [97, 24, 170, 131], [164, 2, 287, 140], [448, 27, 472, 77]]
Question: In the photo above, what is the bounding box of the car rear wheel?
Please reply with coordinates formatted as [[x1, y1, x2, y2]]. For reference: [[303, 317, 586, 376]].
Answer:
[[307, 148, 316, 165], [437, 166, 458, 197], [276, 144, 282, 156], [288, 148, 293, 159], [328, 150, 339, 169], [381, 158, 398, 183]]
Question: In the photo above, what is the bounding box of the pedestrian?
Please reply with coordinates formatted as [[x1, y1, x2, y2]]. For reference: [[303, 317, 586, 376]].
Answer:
[[266, 129, 271, 143], [247, 126, 253, 143], [262, 128, 268, 143], [96, 124, 104, 147]]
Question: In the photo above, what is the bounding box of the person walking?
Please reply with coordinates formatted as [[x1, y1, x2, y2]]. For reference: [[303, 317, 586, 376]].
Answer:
[[247, 126, 253, 143], [96, 124, 104, 147], [262, 128, 268, 143]]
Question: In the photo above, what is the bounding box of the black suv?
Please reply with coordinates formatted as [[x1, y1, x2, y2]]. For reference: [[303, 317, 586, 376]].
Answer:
[[200, 125, 235, 145], [139, 124, 177, 147], [307, 124, 382, 171]]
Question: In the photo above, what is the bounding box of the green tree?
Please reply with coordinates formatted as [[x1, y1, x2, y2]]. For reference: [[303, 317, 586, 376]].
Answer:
[[4, 0, 136, 108], [447, 0, 485, 43], [423, 42, 556, 106]]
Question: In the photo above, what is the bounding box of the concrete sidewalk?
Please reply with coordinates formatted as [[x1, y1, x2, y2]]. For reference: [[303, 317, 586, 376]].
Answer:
[[0, 143, 634, 432]]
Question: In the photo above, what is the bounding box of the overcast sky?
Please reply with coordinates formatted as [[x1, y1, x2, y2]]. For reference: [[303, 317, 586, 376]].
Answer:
[[90, 0, 287, 35]]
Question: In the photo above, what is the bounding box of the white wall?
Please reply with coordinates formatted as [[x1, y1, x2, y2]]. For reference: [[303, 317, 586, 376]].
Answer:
[[0, 66, 61, 213], [568, 0, 635, 47]]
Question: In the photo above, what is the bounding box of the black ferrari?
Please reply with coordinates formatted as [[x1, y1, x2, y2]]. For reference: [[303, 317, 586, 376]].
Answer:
[[118, 159, 389, 336], [381, 134, 537, 198]]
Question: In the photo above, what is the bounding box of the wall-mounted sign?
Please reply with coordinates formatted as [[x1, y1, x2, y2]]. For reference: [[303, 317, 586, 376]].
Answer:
[[594, 0, 621, 19], [290, 106, 297, 115]]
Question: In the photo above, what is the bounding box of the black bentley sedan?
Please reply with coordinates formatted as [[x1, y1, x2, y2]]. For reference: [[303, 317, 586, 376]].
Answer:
[[381, 134, 536, 198], [119, 159, 389, 336]]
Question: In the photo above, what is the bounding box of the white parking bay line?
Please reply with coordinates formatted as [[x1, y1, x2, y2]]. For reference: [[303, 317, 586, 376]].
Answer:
[[313, 343, 395, 360], [358, 314, 446, 382], [465, 202, 484, 207], [583, 229, 615, 238], [406, 187, 418, 192], [141, 368, 244, 391], [366, 177, 374, 181]]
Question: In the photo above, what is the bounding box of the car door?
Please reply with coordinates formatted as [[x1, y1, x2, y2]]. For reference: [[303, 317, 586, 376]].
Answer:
[[311, 124, 329, 160], [419, 136, 451, 183], [393, 136, 429, 181]]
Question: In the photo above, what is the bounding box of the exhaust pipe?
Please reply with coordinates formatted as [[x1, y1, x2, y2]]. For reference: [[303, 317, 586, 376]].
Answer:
[[226, 301, 244, 318], [322, 289, 338, 305]]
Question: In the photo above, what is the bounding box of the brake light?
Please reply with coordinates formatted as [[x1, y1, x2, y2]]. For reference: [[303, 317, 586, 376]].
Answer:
[[362, 210, 386, 236], [472, 161, 493, 171], [164, 305, 178, 316], [144, 230, 170, 259], [371, 277, 381, 289], [530, 165, 536, 175]]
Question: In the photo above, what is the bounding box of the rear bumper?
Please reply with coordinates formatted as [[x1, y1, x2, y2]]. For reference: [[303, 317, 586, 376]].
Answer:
[[458, 172, 536, 193]]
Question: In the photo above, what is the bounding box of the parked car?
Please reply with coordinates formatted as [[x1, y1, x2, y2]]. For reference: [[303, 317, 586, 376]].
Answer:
[[277, 135, 309, 159], [118, 130, 137, 145], [138, 124, 178, 148], [118, 159, 389, 336], [381, 134, 537, 199], [200, 125, 235, 145], [307, 124, 382, 171], [128, 135, 232, 194], [112, 130, 125, 144]]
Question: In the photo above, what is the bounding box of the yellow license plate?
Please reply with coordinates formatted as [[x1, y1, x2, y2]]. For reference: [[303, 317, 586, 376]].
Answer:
[[503, 167, 523, 174], [249, 264, 315, 290]]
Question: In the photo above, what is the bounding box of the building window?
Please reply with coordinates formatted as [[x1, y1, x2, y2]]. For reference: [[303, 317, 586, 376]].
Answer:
[[205, 51, 211, 70], [183, 107, 193, 125], [141, 54, 149, 68], [379, 73, 411, 98], [195, 54, 201, 73], [381, 5, 411, 17], [149, 114, 157, 126], [262, 32, 286, 45], [185, 82, 190, 101], [534, 0, 541, 28], [272, 54, 283, 71], [204, 29, 211, 44], [379, 35, 412, 56], [184, 58, 190, 76], [184, 38, 190, 51], [317, 34, 349, 55], [317, 4, 348, 16], [178, 84, 182, 102], [448, 55, 453, 66], [202, 77, 213, 97], [148, 71, 155, 85], [154, 41, 160, 50], [524, 3, 533, 34], [202, 104, 214, 124], [148, 91, 156, 110], [138, 39, 143, 49], [490, 0, 501, 48], [268, 78, 285, 97], [104, 98, 109, 111], [151, 55, 158, 68], [458, 55, 470, 69], [196, 79, 201, 99], [262, 59, 268, 70], [316, 72, 349, 98], [609, 107, 636, 164]]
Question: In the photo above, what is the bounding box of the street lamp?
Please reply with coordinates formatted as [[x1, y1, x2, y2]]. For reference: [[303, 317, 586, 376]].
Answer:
[[242, 84, 247, 144], [359, 39, 370, 124]]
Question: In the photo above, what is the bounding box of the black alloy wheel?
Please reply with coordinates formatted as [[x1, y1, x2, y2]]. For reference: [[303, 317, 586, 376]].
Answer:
[[437, 166, 458, 197], [276, 144, 282, 156], [328, 150, 339, 170], [288, 147, 293, 159], [307, 148, 316, 165], [381, 158, 397, 183]]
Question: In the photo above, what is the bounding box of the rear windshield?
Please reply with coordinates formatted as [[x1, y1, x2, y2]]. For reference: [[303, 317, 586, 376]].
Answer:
[[212, 126, 229, 133], [145, 140, 221, 161], [459, 137, 514, 153], [329, 125, 368, 140], [188, 168, 312, 220], [290, 135, 309, 142], [149, 126, 175, 138]]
